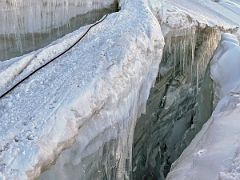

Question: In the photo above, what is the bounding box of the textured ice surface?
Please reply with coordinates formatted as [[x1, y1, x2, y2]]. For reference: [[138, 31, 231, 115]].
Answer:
[[133, 27, 219, 179], [167, 34, 240, 180], [0, 0, 164, 179], [1, 0, 240, 179], [211, 33, 240, 98], [0, 0, 115, 34], [132, 0, 240, 179], [0, 0, 118, 61]]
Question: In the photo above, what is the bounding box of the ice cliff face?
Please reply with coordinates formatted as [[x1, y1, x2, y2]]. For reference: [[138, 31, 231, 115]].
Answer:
[[0, 0, 118, 61], [166, 33, 240, 180], [132, 27, 219, 179], [132, 0, 240, 179], [0, 0, 240, 180]]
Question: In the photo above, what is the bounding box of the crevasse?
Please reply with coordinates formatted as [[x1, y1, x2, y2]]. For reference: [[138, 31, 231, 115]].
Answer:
[[132, 25, 221, 179], [166, 33, 240, 180]]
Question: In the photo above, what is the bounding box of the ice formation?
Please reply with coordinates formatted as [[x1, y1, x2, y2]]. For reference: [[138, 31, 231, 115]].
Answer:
[[0, 0, 240, 179], [167, 33, 240, 180], [0, 0, 118, 61], [132, 0, 240, 179], [0, 0, 164, 179]]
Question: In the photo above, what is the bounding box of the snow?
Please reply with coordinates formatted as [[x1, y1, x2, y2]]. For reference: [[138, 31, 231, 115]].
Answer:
[[167, 34, 240, 180], [0, 25, 91, 95], [0, 0, 240, 179], [149, 0, 240, 36], [0, 0, 164, 179], [211, 33, 240, 98]]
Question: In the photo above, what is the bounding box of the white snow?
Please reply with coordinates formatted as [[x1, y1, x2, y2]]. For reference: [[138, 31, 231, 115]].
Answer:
[[0, 0, 164, 179], [211, 33, 240, 98], [0, 0, 240, 179], [149, 0, 240, 36], [167, 34, 240, 180]]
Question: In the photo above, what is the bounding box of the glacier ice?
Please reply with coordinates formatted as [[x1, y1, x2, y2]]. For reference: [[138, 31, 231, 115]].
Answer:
[[132, 0, 240, 179], [0, 0, 240, 179], [0, 0, 164, 179], [167, 34, 240, 180], [0, 0, 118, 61], [132, 18, 220, 180], [211, 33, 240, 98]]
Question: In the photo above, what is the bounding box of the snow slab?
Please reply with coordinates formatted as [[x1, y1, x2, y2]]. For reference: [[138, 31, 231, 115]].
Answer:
[[149, 0, 240, 36], [0, 0, 165, 179], [167, 34, 240, 180]]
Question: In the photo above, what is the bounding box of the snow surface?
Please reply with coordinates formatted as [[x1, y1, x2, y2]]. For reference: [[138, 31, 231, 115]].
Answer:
[[167, 34, 240, 180], [0, 0, 240, 179], [149, 0, 240, 36], [0, 0, 164, 179], [0, 0, 118, 62]]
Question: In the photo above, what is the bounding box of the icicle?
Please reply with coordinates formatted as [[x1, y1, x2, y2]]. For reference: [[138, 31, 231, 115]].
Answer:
[[173, 39, 176, 76], [196, 63, 199, 93], [190, 28, 196, 82], [183, 32, 186, 73]]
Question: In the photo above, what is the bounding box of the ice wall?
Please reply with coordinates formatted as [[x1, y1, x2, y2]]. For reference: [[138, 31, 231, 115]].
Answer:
[[132, 24, 220, 180], [0, 0, 118, 61], [132, 0, 240, 179], [166, 33, 240, 180]]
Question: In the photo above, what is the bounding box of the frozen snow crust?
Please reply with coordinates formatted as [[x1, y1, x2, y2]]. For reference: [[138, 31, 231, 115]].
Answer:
[[0, 0, 164, 179], [167, 34, 240, 180]]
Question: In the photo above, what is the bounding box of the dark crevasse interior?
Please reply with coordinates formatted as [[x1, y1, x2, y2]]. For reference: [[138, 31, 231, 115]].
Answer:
[[0, 1, 119, 62], [132, 27, 221, 180]]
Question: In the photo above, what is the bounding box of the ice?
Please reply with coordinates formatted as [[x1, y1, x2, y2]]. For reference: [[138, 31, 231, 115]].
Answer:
[[167, 34, 240, 180], [1, 0, 240, 179], [0, 0, 117, 61], [132, 1, 239, 179], [211, 33, 240, 98], [0, 0, 164, 179]]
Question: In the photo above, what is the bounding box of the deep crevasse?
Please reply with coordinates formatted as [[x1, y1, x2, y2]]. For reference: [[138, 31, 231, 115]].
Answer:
[[166, 34, 240, 180]]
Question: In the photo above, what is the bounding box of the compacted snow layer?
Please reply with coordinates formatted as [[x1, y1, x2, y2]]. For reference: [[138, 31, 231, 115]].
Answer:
[[0, 0, 164, 179], [160, 0, 240, 31], [166, 34, 240, 180]]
